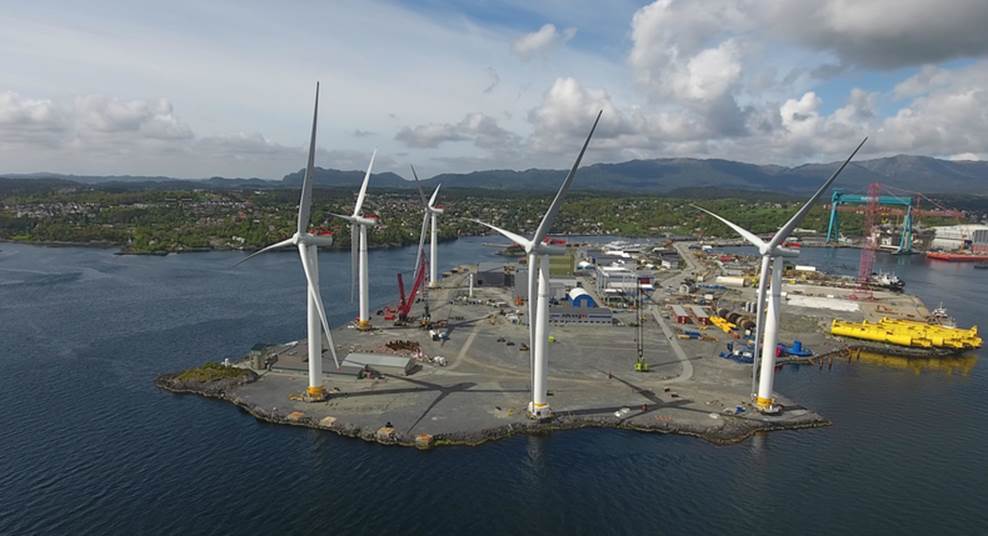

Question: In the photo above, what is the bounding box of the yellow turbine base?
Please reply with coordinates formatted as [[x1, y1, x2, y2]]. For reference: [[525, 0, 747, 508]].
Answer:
[[307, 386, 327, 398], [755, 396, 774, 410], [357, 320, 372, 331]]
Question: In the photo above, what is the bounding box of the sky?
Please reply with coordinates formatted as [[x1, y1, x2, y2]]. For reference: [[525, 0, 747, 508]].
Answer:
[[3, 0, 988, 179]]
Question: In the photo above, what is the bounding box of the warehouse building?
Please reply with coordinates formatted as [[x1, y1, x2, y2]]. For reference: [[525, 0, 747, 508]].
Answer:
[[567, 288, 598, 308], [931, 224, 988, 253], [688, 305, 710, 325], [671, 304, 691, 324]]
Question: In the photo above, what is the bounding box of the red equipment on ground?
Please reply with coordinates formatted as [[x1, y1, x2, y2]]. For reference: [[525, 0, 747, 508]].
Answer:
[[396, 258, 428, 322]]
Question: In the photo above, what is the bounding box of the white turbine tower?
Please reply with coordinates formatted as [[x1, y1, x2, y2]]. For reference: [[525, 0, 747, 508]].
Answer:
[[473, 110, 601, 419], [330, 152, 378, 331], [693, 137, 867, 412], [237, 82, 339, 400], [427, 184, 443, 287]]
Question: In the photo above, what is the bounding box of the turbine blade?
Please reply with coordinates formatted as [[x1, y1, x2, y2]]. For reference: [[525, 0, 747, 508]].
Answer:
[[298, 244, 340, 369], [414, 209, 429, 277], [471, 219, 532, 250], [233, 237, 294, 267], [768, 137, 868, 249], [328, 212, 355, 222], [428, 184, 441, 209], [352, 150, 376, 217], [532, 110, 602, 245], [298, 82, 320, 236], [350, 224, 359, 303], [691, 205, 767, 250], [410, 165, 428, 208]]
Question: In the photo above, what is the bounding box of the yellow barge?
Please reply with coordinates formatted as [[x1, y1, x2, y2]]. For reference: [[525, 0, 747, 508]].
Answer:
[[831, 317, 982, 350]]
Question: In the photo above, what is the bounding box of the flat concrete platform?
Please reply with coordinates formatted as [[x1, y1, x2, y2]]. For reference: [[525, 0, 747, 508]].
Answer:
[[165, 266, 833, 448]]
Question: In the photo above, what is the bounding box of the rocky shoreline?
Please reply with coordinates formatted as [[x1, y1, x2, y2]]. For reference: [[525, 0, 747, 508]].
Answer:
[[155, 369, 831, 449]]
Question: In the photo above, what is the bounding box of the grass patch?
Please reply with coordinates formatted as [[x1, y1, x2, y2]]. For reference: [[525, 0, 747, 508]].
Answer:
[[176, 362, 251, 383]]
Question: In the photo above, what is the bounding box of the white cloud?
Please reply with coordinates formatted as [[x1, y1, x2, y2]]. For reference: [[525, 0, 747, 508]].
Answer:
[[762, 0, 988, 68], [482, 67, 500, 94], [511, 23, 577, 61], [74, 95, 193, 140], [395, 113, 520, 151], [0, 91, 67, 146], [528, 78, 639, 156], [6, 0, 988, 177]]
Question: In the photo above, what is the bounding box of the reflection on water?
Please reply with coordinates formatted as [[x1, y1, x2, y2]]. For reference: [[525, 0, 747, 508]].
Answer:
[[847, 347, 979, 376]]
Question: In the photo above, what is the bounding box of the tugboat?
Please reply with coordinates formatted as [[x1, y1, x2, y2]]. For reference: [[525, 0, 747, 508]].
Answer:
[[931, 302, 957, 328], [871, 271, 905, 291]]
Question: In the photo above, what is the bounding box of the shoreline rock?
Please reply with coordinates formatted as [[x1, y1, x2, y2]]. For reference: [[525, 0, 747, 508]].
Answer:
[[155, 369, 830, 449]]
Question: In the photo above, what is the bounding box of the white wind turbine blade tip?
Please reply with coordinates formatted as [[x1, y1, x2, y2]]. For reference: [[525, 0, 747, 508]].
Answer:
[[428, 184, 441, 208], [409, 165, 428, 207], [532, 110, 601, 245], [297, 83, 320, 236], [691, 204, 767, 250], [768, 136, 868, 249], [353, 149, 376, 217], [471, 219, 532, 250], [233, 237, 294, 267]]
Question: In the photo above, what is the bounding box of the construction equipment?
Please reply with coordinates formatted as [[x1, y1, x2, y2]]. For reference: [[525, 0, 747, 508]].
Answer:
[[634, 282, 648, 372], [392, 165, 433, 325], [396, 258, 428, 323], [710, 315, 736, 333]]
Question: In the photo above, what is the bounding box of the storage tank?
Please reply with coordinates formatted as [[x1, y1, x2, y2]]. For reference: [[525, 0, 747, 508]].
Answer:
[[715, 276, 745, 287]]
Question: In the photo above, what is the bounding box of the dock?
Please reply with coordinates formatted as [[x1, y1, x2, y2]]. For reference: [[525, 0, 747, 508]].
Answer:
[[159, 266, 830, 448]]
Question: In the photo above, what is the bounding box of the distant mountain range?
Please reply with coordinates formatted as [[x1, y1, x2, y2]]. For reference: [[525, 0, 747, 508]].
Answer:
[[6, 154, 988, 195]]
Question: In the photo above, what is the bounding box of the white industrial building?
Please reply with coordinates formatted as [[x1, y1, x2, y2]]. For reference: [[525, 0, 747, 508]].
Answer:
[[931, 224, 988, 252], [514, 268, 576, 300]]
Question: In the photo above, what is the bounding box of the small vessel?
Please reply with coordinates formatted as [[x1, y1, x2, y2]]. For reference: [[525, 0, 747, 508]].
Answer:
[[926, 250, 988, 262], [931, 302, 957, 328], [871, 271, 905, 291], [975, 263, 988, 270]]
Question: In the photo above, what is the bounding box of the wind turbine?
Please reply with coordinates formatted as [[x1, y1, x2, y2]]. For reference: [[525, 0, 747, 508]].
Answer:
[[693, 137, 867, 412], [330, 152, 378, 331], [472, 110, 601, 419], [236, 82, 339, 400]]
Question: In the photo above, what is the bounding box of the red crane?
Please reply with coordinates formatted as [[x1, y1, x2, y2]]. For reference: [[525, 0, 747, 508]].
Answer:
[[857, 182, 880, 285], [395, 257, 428, 322]]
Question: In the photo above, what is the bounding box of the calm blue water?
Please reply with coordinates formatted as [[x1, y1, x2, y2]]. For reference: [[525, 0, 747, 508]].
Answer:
[[1, 239, 986, 535]]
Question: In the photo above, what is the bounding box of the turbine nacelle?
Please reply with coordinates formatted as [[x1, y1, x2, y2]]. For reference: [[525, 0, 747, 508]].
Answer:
[[295, 231, 335, 248], [773, 245, 799, 258], [533, 242, 566, 256]]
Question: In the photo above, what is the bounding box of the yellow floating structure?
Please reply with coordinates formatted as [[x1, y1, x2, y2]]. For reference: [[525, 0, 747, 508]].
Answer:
[[831, 317, 982, 350], [710, 315, 736, 333]]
